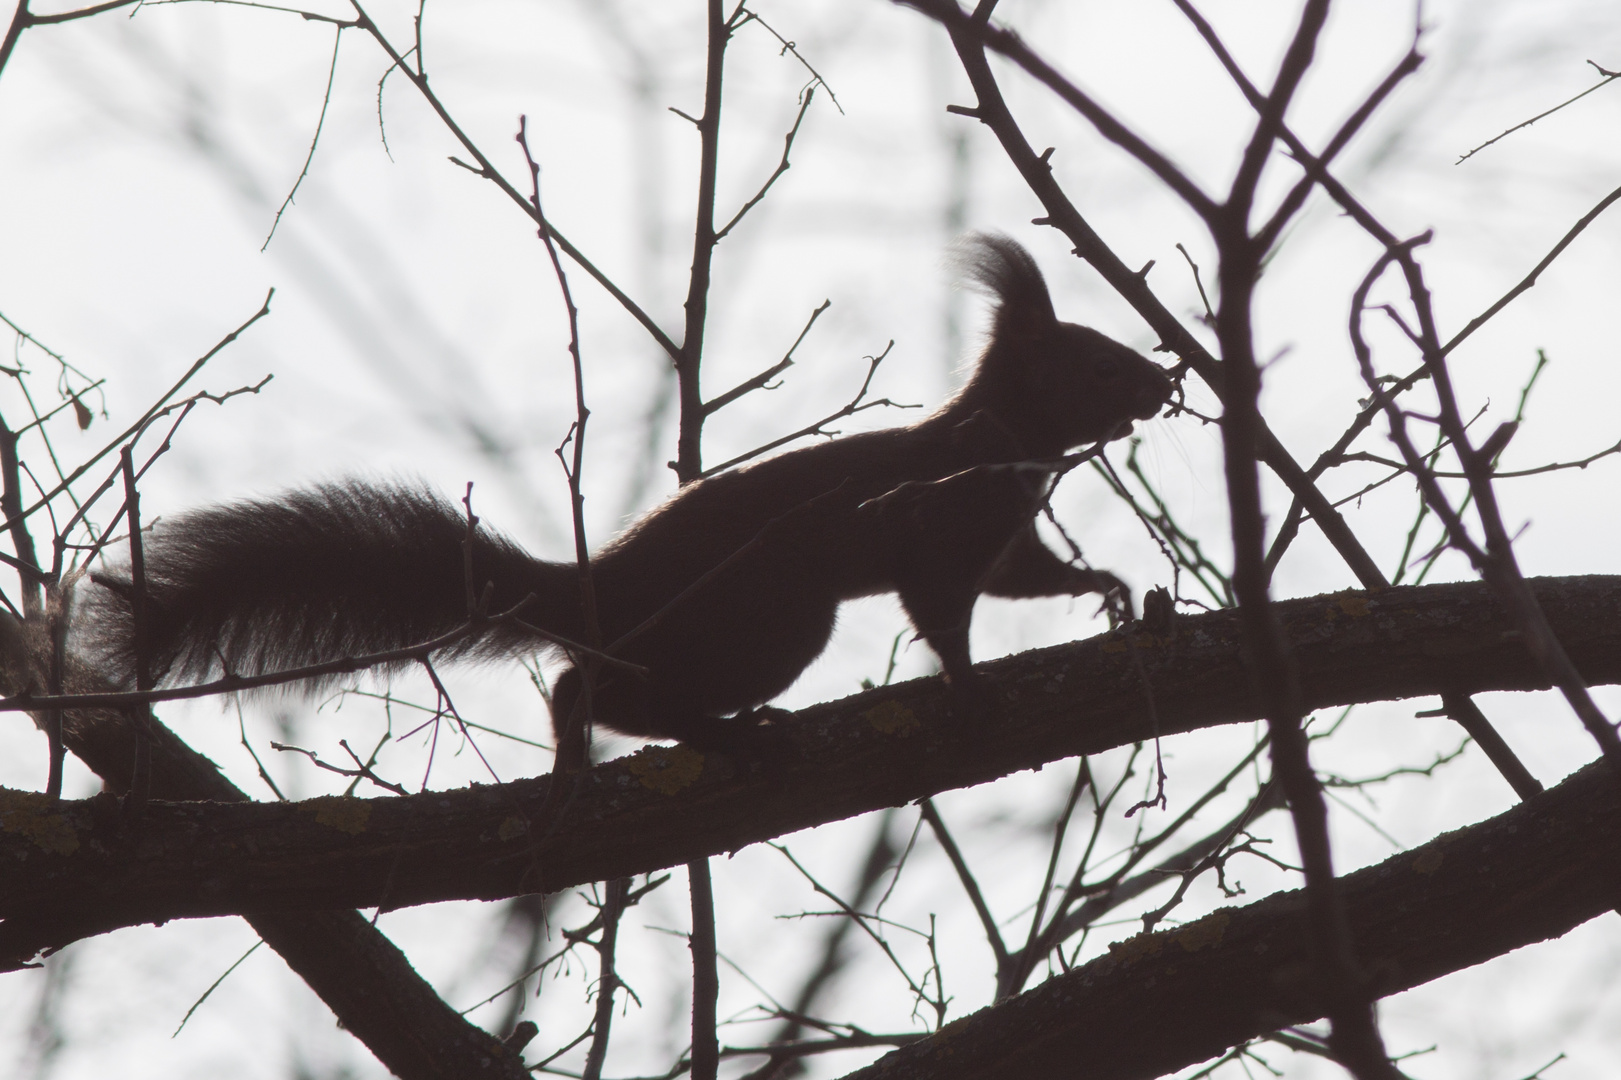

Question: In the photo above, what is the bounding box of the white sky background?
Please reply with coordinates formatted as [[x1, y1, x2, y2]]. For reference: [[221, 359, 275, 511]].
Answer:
[[0, 0, 1619, 1077]]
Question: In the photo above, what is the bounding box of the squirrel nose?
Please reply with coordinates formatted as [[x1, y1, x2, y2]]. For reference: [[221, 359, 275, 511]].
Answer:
[[1134, 382, 1173, 415], [1134, 376, 1172, 419]]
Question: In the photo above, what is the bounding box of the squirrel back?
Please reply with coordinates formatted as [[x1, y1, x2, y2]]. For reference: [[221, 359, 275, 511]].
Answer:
[[82, 235, 1172, 756]]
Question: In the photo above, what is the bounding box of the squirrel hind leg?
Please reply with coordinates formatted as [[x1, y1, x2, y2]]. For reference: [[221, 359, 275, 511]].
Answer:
[[659, 707, 798, 766], [549, 664, 797, 767], [898, 599, 996, 722]]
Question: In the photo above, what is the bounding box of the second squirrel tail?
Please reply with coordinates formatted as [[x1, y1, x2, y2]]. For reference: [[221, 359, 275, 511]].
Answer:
[[79, 481, 581, 689]]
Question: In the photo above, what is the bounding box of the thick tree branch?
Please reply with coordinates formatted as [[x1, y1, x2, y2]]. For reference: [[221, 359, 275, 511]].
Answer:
[[0, 617, 529, 1080], [3, 576, 1619, 957], [0, 0, 143, 87], [839, 752, 1621, 1080], [674, 0, 731, 481], [1210, 1, 1397, 1069]]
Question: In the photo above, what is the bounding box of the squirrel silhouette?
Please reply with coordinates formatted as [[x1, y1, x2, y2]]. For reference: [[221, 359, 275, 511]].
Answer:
[[83, 235, 1172, 763]]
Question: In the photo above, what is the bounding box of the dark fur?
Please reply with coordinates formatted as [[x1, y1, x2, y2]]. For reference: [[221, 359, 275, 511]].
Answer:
[[82, 235, 1171, 757]]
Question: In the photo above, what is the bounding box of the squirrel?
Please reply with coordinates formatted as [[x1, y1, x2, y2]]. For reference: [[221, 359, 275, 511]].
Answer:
[[81, 235, 1172, 763]]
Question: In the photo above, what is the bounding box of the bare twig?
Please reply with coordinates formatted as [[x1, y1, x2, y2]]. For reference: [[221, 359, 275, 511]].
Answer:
[[919, 799, 1008, 970], [699, 341, 912, 477], [517, 114, 605, 779], [1442, 183, 1621, 355], [581, 877, 632, 1080], [269, 739, 408, 796], [1279, 180, 1621, 553], [673, 0, 734, 481], [904, 0, 1393, 594], [689, 859, 720, 1080], [703, 300, 830, 417], [1457, 62, 1621, 164], [4, 291, 274, 544], [1351, 239, 1621, 780], [1169, 0, 1548, 818], [342, 0, 683, 359], [263, 24, 344, 249], [735, 7, 843, 114], [771, 842, 946, 1026], [715, 86, 818, 242], [0, 416, 43, 614]]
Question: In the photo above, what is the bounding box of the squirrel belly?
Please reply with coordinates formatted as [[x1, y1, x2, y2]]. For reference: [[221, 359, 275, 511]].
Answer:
[[80, 235, 1173, 759]]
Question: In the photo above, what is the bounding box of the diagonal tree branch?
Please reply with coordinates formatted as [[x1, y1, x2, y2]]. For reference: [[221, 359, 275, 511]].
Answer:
[[0, 615, 529, 1080], [0, 0, 141, 86], [3, 576, 1619, 955], [909, 0, 1540, 840], [902, 0, 1218, 221], [900, 0, 1391, 593], [835, 754, 1621, 1080]]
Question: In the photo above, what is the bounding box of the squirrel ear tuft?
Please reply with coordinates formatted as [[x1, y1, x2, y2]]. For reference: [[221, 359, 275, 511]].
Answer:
[[952, 233, 1058, 334]]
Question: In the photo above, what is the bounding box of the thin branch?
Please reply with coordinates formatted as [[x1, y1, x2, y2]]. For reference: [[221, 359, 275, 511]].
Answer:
[[901, 0, 1220, 222], [581, 878, 631, 1080], [0, 415, 43, 612], [269, 739, 409, 796], [907, 0, 1393, 593], [739, 812, 899, 1080], [702, 300, 829, 416], [3, 291, 274, 541], [1167, 1, 1425, 254], [736, 7, 843, 114], [1047, 780, 1283, 950], [920, 799, 1008, 969], [689, 860, 720, 1080], [673, 0, 732, 481], [1441, 183, 1621, 356], [772, 843, 942, 1016], [517, 113, 605, 777], [1170, 4, 1544, 813], [1011, 759, 1088, 997], [1335, 436, 1621, 484], [698, 341, 911, 477], [1182, 0, 1398, 1070], [1457, 62, 1621, 163], [1223, 0, 1329, 218], [1369, 235, 1621, 778], [343, 0, 682, 360], [714, 85, 817, 242], [1285, 179, 1621, 550], [263, 23, 344, 250]]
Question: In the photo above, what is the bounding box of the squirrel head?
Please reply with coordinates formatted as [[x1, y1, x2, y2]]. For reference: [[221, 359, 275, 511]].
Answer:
[[955, 233, 1173, 458]]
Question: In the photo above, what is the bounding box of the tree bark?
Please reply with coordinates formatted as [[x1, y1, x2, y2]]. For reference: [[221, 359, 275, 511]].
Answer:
[[838, 755, 1621, 1080], [3, 576, 1619, 958], [0, 616, 529, 1080]]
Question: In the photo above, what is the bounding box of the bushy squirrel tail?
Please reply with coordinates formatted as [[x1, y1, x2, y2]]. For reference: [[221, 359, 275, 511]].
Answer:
[[79, 481, 579, 689]]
